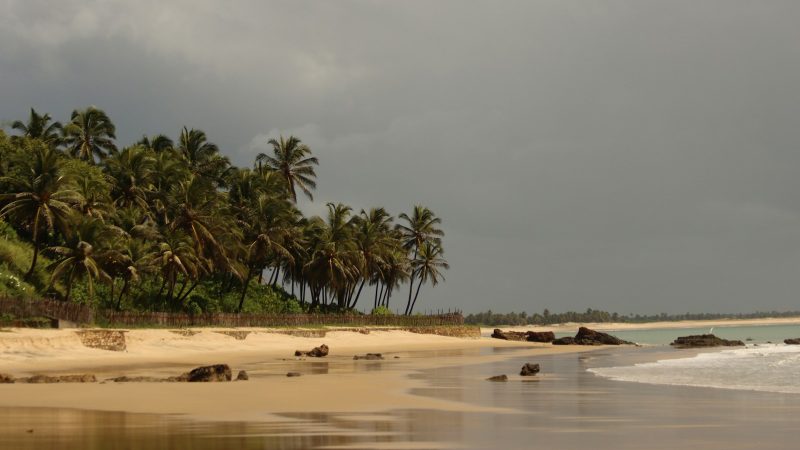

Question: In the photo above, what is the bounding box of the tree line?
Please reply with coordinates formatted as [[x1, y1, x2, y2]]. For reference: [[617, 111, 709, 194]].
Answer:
[[465, 309, 800, 326], [0, 107, 448, 315]]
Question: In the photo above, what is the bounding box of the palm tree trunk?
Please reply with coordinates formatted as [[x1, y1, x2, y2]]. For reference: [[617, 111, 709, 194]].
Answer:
[[178, 280, 199, 303], [116, 279, 129, 311], [24, 210, 42, 280], [374, 283, 380, 310], [64, 268, 75, 303], [350, 279, 366, 310], [408, 279, 425, 315], [238, 267, 254, 313]]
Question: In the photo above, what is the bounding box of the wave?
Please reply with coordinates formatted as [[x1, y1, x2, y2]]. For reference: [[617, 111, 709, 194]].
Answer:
[[589, 344, 800, 394]]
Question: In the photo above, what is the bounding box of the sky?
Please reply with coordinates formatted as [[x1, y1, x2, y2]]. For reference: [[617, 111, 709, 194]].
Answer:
[[3, 0, 800, 314]]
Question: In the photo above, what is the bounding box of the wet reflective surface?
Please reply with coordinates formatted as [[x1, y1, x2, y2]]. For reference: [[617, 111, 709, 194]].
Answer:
[[2, 347, 800, 449]]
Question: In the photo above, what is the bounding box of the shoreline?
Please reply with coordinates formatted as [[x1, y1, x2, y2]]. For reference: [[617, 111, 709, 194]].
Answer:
[[0, 328, 596, 421], [482, 316, 800, 334]]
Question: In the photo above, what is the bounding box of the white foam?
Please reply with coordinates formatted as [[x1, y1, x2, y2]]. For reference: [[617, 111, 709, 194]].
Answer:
[[589, 344, 800, 394]]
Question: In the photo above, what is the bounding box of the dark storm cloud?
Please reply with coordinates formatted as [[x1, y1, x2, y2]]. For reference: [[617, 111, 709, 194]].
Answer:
[[3, 0, 800, 313]]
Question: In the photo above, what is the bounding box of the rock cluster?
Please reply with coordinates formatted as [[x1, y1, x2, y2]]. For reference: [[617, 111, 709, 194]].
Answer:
[[552, 327, 633, 345], [670, 334, 744, 348], [295, 344, 329, 357], [353, 353, 384, 360], [784, 338, 800, 345], [491, 329, 555, 343], [486, 374, 508, 382], [519, 363, 540, 376]]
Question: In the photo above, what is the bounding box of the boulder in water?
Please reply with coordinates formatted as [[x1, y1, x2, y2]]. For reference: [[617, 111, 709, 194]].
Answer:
[[520, 363, 540, 376], [670, 334, 744, 348], [186, 364, 232, 382], [784, 338, 800, 345], [487, 374, 508, 382], [295, 344, 329, 357]]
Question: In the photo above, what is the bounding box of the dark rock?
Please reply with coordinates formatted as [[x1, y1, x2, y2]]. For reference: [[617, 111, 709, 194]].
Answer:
[[236, 370, 249, 381], [21, 374, 97, 383], [491, 329, 556, 343], [186, 364, 232, 382], [552, 328, 633, 346], [520, 363, 540, 376], [525, 331, 556, 343], [295, 344, 329, 357], [784, 338, 800, 345], [574, 327, 633, 345], [487, 374, 508, 382], [109, 376, 164, 383], [286, 372, 302, 377], [670, 334, 745, 348], [353, 353, 384, 360], [0, 373, 14, 383]]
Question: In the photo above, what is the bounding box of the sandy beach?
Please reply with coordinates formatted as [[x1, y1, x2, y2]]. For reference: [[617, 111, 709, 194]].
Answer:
[[0, 327, 590, 421]]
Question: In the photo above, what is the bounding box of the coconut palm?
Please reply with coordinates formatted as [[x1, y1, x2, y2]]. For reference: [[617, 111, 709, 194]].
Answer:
[[397, 205, 444, 314], [256, 135, 318, 202], [177, 127, 230, 183], [0, 143, 80, 279], [137, 134, 174, 154], [104, 146, 155, 210], [406, 241, 449, 315], [350, 208, 395, 309], [46, 216, 120, 303], [149, 229, 201, 306], [62, 106, 117, 162], [11, 108, 62, 147]]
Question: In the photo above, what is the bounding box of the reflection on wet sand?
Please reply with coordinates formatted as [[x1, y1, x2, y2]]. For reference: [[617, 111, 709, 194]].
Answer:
[[2, 347, 800, 449]]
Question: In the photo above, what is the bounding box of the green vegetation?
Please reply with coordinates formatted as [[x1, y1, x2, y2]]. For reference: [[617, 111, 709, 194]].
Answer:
[[0, 107, 448, 315], [465, 309, 800, 326]]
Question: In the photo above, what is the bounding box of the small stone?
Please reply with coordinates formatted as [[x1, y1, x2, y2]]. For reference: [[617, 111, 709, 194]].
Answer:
[[286, 372, 302, 377], [0, 373, 14, 384], [520, 363, 540, 376], [236, 370, 249, 381], [487, 374, 508, 382]]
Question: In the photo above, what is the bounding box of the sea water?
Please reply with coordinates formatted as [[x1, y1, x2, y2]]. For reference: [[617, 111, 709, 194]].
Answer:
[[589, 324, 800, 394]]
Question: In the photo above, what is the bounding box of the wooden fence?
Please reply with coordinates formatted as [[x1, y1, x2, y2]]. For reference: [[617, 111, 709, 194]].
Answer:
[[0, 297, 463, 328]]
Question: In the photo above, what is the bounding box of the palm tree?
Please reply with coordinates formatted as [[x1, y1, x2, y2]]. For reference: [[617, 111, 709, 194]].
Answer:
[[46, 216, 119, 303], [11, 108, 62, 147], [177, 127, 230, 182], [397, 205, 444, 314], [149, 229, 201, 307], [137, 134, 174, 153], [351, 208, 395, 310], [104, 146, 155, 210], [256, 135, 318, 202], [407, 241, 449, 315], [62, 106, 117, 163], [0, 143, 80, 279]]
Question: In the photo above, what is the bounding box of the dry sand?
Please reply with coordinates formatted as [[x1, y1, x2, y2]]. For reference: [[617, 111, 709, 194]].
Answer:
[[484, 316, 800, 334], [0, 328, 591, 421]]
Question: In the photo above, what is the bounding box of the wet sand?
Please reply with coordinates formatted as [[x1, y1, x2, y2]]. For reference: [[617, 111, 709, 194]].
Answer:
[[2, 346, 799, 449]]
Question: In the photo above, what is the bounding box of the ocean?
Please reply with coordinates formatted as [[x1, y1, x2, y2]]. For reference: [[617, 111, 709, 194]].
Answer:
[[586, 324, 800, 395]]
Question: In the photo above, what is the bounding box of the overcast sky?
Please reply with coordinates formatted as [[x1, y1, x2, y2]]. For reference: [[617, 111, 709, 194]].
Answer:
[[3, 1, 800, 314]]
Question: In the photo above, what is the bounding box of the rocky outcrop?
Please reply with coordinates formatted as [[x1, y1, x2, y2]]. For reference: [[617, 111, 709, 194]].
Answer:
[[552, 337, 575, 345], [20, 374, 97, 383], [110, 376, 164, 383], [236, 370, 249, 381], [491, 329, 556, 343], [185, 364, 232, 382], [295, 344, 329, 357], [76, 330, 127, 351], [520, 363, 540, 376], [552, 327, 633, 346], [487, 374, 508, 382], [353, 353, 384, 360], [670, 334, 744, 348], [0, 373, 15, 383], [286, 372, 302, 377], [784, 338, 800, 345]]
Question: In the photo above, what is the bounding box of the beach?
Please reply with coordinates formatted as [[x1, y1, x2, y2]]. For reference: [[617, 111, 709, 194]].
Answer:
[[2, 320, 800, 449]]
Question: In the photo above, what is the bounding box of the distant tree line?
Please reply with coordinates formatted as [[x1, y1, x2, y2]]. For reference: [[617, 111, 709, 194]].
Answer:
[[464, 309, 800, 326]]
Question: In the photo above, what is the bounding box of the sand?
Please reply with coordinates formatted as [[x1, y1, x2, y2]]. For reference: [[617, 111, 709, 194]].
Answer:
[[0, 327, 590, 421]]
